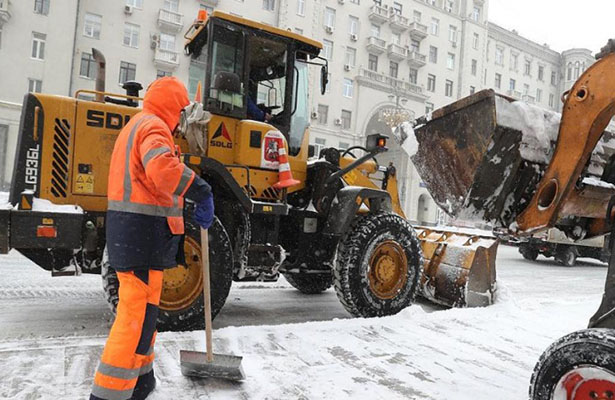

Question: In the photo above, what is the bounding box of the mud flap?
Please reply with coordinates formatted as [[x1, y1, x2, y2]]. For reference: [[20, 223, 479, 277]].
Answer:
[[415, 227, 498, 308]]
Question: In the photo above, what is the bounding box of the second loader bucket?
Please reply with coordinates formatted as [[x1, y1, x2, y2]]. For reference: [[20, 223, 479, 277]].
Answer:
[[415, 227, 498, 308]]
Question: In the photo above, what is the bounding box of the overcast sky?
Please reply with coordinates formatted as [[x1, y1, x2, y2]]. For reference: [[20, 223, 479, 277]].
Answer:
[[488, 0, 612, 54]]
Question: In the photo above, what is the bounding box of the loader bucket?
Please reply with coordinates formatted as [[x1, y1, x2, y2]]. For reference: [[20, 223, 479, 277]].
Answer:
[[415, 227, 498, 308]]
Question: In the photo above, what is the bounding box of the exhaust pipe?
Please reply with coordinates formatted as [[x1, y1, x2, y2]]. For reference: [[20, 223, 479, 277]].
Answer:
[[92, 48, 106, 102]]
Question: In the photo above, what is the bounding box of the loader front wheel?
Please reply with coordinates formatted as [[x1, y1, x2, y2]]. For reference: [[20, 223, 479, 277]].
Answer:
[[283, 271, 333, 294], [530, 329, 615, 399], [555, 246, 577, 267], [101, 216, 234, 332], [519, 243, 539, 261], [333, 213, 422, 318]]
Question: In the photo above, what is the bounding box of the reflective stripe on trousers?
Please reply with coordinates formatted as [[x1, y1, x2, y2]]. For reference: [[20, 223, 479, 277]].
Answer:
[[91, 270, 163, 400]]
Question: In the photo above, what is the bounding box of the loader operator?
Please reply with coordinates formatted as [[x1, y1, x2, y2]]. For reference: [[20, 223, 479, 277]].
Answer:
[[90, 77, 214, 400]]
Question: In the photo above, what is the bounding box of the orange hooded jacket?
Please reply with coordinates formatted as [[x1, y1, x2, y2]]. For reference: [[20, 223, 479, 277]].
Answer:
[[106, 77, 211, 269]]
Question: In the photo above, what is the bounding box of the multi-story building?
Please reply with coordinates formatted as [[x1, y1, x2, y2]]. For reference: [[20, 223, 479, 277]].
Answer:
[[0, 0, 598, 224]]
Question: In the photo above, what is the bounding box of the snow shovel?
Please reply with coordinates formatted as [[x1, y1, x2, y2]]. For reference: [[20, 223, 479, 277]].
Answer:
[[180, 228, 245, 381]]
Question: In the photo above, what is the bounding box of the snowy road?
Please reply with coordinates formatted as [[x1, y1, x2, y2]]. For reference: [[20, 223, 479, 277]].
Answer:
[[0, 245, 608, 399]]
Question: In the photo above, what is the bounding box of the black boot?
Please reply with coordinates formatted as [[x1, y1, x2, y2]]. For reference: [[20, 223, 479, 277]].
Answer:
[[131, 369, 156, 400]]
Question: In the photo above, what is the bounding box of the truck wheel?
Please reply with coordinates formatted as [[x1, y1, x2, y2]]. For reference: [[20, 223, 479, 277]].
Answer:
[[555, 246, 577, 267], [519, 243, 539, 261], [101, 216, 234, 332], [530, 329, 615, 399], [283, 271, 333, 294], [333, 213, 422, 318]]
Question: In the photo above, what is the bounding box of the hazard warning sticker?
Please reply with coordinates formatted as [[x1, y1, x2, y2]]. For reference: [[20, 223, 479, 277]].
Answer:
[[75, 173, 94, 194]]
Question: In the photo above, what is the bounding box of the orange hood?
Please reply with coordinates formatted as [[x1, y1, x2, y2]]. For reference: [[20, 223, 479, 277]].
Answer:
[[142, 77, 190, 132]]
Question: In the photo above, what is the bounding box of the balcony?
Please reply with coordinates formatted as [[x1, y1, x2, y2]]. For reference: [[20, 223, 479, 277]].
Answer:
[[366, 36, 387, 54], [368, 5, 389, 24], [522, 94, 536, 104], [357, 68, 427, 101], [409, 21, 428, 41], [407, 51, 427, 68], [388, 12, 409, 32], [387, 43, 407, 61], [154, 48, 180, 69], [0, 0, 11, 27], [506, 90, 523, 99], [158, 9, 184, 32], [200, 0, 218, 5]]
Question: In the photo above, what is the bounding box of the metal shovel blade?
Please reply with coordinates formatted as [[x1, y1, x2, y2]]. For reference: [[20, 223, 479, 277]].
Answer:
[[180, 350, 245, 381]]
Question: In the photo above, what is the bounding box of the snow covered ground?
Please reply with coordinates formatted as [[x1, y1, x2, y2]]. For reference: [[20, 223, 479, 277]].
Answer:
[[0, 245, 608, 399]]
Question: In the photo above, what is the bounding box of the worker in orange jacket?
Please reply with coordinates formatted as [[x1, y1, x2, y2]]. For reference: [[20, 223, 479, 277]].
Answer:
[[90, 77, 214, 400]]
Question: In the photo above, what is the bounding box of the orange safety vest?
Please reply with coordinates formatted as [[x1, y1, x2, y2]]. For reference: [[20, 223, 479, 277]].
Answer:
[[107, 77, 193, 235]]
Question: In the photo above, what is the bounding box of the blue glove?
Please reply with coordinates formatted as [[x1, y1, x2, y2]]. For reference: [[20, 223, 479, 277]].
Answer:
[[194, 193, 214, 229]]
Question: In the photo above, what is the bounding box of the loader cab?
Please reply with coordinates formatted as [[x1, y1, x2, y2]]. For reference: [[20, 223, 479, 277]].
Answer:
[[185, 11, 324, 156]]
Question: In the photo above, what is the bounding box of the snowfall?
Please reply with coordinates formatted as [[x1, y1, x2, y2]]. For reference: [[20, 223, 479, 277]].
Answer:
[[0, 241, 608, 400]]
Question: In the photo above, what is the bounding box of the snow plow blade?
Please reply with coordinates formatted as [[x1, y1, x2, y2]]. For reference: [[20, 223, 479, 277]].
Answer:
[[415, 227, 498, 308]]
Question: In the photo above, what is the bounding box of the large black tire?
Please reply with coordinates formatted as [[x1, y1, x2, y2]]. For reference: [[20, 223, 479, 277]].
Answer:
[[333, 213, 423, 318], [555, 246, 577, 267], [530, 329, 615, 399], [519, 243, 539, 261], [101, 216, 234, 332], [283, 272, 333, 294]]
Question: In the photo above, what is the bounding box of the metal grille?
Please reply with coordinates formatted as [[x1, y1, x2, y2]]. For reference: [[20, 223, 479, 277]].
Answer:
[[50, 118, 70, 197], [261, 187, 280, 200], [244, 185, 257, 197]]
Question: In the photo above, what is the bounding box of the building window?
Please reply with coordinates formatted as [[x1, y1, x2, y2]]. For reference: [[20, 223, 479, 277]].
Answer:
[[429, 46, 438, 63], [471, 6, 480, 21], [448, 25, 457, 44], [368, 54, 378, 71], [413, 11, 421, 22], [31, 32, 46, 60], [297, 0, 305, 16], [472, 33, 479, 50], [159, 33, 176, 50], [80, 53, 97, 79], [341, 110, 352, 130], [294, 27, 303, 35], [28, 79, 42, 93], [523, 84, 530, 96], [471, 59, 477, 76], [126, 0, 143, 8], [425, 102, 434, 114], [495, 47, 503, 65], [263, 0, 275, 11], [574, 61, 580, 79], [339, 141, 350, 150], [343, 78, 353, 98], [445, 79, 453, 97], [538, 65, 544, 81], [349, 16, 359, 35], [314, 137, 326, 156], [511, 53, 518, 71], [157, 70, 172, 79], [163, 0, 179, 11], [371, 24, 380, 38], [445, 0, 454, 13], [392, 33, 401, 46], [34, 0, 50, 15], [392, 1, 402, 14], [410, 39, 420, 53], [427, 74, 436, 92], [345, 47, 356, 67], [524, 60, 531, 76], [325, 7, 336, 28], [84, 13, 102, 39], [470, 86, 475, 94], [389, 61, 398, 78], [409, 68, 418, 84], [317, 104, 328, 124], [446, 53, 455, 70], [536, 88, 542, 103], [350, 0, 360, 3], [567, 63, 572, 80], [509, 78, 516, 91], [551, 71, 557, 85], [431, 18, 439, 36], [549, 93, 555, 108], [123, 23, 140, 48], [495, 73, 501, 89], [119, 61, 136, 84], [323, 39, 333, 60]]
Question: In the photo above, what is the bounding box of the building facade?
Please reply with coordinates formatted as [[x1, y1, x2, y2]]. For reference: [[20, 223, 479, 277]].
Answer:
[[0, 0, 596, 223]]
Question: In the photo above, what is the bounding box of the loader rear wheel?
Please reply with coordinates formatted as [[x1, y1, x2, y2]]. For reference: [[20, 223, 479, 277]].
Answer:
[[333, 213, 422, 318], [519, 243, 539, 261], [283, 271, 333, 294], [101, 216, 234, 332], [530, 329, 615, 399], [555, 246, 577, 267]]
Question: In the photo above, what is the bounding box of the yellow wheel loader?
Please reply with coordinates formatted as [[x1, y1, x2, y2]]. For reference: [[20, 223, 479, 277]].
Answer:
[[0, 11, 495, 331]]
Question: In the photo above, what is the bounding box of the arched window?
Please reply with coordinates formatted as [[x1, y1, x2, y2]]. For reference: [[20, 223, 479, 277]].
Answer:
[[582, 61, 586, 73], [574, 61, 580, 79], [567, 62, 572, 81]]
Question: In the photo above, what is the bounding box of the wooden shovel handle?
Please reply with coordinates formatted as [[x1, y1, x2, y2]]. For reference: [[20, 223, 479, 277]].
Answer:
[[200, 228, 213, 362]]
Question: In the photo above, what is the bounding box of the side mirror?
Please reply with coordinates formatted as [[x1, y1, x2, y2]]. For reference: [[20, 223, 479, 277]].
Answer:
[[320, 65, 329, 95], [308, 144, 316, 158]]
